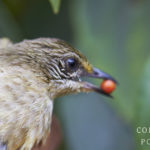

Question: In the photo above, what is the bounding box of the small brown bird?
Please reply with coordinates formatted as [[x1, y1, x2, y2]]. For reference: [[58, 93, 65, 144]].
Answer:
[[0, 38, 116, 150]]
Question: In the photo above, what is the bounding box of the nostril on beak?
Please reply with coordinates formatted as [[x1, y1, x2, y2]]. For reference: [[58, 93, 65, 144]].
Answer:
[[93, 70, 99, 76]]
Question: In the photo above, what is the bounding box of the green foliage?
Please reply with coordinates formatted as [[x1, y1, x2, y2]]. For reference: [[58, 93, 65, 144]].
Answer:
[[136, 58, 150, 150], [49, 0, 61, 14], [0, 1, 22, 40], [138, 58, 150, 126]]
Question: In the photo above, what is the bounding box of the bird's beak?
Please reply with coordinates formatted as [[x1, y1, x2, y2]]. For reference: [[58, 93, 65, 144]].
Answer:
[[80, 67, 117, 98], [87, 67, 117, 83]]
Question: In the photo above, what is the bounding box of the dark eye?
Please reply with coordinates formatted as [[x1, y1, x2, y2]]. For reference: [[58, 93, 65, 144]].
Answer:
[[66, 58, 78, 71]]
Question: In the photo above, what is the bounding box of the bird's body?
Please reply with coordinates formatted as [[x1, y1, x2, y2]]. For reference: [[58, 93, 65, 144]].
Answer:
[[0, 65, 52, 150], [0, 39, 53, 150], [0, 38, 116, 150]]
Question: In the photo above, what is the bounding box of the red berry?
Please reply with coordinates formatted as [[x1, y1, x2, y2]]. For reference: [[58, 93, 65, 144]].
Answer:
[[100, 80, 116, 94]]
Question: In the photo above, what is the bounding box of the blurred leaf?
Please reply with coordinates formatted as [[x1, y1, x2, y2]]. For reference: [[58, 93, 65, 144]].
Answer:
[[49, 0, 61, 14], [140, 58, 150, 123], [136, 58, 150, 150], [0, 1, 22, 41]]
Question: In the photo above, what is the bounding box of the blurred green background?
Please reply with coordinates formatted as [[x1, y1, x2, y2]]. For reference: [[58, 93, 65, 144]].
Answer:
[[0, 0, 150, 150]]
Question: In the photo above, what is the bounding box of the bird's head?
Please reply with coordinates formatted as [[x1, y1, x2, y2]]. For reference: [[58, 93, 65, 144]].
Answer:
[[12, 38, 117, 99]]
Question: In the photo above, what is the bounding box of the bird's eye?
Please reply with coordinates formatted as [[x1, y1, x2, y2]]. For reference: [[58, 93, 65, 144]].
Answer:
[[66, 58, 78, 71]]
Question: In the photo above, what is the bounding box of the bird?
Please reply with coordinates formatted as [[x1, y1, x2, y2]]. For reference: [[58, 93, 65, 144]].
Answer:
[[0, 38, 116, 150]]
